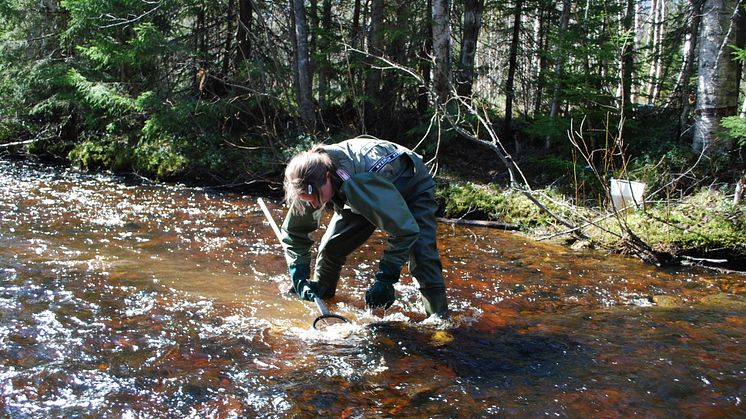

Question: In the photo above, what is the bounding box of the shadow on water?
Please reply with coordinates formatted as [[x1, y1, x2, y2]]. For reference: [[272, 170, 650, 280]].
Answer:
[[275, 316, 590, 417], [368, 321, 583, 386], [299, 300, 746, 418]]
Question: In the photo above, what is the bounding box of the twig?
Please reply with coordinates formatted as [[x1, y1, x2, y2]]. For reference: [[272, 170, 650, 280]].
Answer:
[[645, 143, 708, 200]]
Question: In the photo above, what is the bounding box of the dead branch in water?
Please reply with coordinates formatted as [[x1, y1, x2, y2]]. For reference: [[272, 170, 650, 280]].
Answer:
[[436, 217, 519, 230]]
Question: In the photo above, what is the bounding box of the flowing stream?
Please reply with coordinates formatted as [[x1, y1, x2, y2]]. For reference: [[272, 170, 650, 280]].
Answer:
[[1, 159, 745, 417]]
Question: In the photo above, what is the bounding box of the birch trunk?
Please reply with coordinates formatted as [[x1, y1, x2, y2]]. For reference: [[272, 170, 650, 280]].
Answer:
[[432, 0, 452, 105], [650, 0, 666, 103], [632, 1, 642, 103], [533, 3, 549, 114], [693, 0, 741, 154], [676, 0, 702, 140], [647, 0, 661, 103]]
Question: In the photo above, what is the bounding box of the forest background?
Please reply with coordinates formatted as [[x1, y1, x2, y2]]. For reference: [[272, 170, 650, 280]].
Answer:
[[0, 0, 745, 270]]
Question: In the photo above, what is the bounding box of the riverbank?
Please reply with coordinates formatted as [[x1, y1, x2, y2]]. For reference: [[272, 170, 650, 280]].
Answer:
[[434, 140, 745, 273], [2, 140, 744, 273], [436, 179, 745, 272]]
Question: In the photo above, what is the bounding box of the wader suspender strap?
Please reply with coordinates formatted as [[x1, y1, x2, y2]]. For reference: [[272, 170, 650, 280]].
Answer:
[[368, 150, 403, 173], [335, 149, 403, 182], [337, 150, 404, 182]]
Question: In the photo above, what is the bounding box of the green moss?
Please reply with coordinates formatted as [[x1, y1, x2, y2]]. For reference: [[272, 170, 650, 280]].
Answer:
[[68, 135, 132, 172], [436, 181, 562, 227], [132, 136, 188, 180]]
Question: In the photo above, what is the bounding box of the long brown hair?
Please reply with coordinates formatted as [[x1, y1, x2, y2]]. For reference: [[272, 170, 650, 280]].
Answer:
[[283, 145, 335, 215]]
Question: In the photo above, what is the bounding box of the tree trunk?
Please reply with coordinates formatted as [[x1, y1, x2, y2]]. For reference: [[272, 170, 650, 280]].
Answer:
[[237, 0, 253, 63], [350, 0, 362, 48], [620, 0, 635, 109], [736, 3, 746, 116], [648, 0, 666, 104], [741, 57, 746, 117], [344, 0, 364, 130], [291, 0, 316, 128], [309, 0, 319, 94], [693, 0, 741, 154], [194, 7, 208, 95], [318, 0, 332, 108], [432, 0, 452, 105], [222, 0, 235, 75], [646, 0, 660, 103], [505, 0, 522, 142], [381, 1, 409, 120], [677, 0, 703, 140], [547, 0, 572, 149], [456, 0, 484, 98], [533, 1, 551, 114], [418, 0, 434, 113], [364, 0, 384, 131], [632, 0, 642, 103]]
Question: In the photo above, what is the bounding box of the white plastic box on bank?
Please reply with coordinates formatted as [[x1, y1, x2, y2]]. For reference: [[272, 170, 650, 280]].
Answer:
[[610, 178, 646, 211]]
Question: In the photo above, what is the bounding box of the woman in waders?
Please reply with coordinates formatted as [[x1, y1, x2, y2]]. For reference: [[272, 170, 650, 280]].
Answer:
[[280, 136, 449, 317]]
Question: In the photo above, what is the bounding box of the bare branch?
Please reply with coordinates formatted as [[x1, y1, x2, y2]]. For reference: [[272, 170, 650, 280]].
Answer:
[[99, 2, 163, 29], [0, 139, 36, 148]]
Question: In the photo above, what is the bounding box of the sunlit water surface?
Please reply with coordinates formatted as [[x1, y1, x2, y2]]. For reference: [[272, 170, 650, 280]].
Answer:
[[1, 160, 745, 417]]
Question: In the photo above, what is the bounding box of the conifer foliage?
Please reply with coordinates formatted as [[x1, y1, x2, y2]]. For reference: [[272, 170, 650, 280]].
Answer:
[[0, 0, 743, 184]]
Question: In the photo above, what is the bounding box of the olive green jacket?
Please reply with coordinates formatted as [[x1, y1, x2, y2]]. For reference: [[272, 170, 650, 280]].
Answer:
[[280, 137, 432, 283]]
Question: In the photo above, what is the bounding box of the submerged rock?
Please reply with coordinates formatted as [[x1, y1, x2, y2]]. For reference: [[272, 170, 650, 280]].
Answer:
[[652, 295, 683, 308], [698, 293, 746, 310]]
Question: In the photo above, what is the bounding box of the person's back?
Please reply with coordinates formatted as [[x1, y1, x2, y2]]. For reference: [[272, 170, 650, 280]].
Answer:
[[280, 136, 449, 317]]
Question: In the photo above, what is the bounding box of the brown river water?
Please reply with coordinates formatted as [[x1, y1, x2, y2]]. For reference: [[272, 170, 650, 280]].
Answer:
[[1, 159, 745, 417]]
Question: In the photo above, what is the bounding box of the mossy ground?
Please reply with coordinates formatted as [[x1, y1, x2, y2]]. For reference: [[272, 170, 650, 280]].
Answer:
[[436, 179, 746, 271]]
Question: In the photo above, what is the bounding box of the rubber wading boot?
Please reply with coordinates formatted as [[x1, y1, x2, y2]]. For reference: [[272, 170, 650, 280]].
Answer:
[[420, 288, 449, 317]]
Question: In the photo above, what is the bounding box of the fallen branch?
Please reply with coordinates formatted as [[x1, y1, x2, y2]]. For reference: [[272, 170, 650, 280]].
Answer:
[[0, 139, 36, 148], [679, 259, 746, 275], [436, 217, 519, 230], [680, 255, 728, 264]]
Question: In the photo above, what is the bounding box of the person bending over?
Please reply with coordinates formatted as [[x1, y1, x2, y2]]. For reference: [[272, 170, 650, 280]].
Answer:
[[280, 136, 449, 317]]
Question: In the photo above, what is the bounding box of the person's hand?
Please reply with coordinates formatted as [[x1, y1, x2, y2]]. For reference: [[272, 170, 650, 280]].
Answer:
[[289, 264, 316, 301], [365, 281, 395, 309], [294, 279, 317, 301]]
